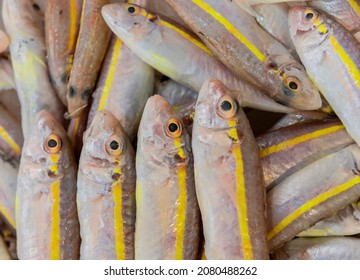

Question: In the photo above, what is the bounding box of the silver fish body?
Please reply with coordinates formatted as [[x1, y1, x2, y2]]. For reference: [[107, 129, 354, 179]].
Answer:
[[16, 110, 80, 259], [192, 79, 268, 259], [101, 3, 296, 114], [298, 203, 360, 237], [289, 7, 360, 146], [273, 237, 360, 260], [87, 35, 154, 140], [267, 144, 360, 251], [2, 0, 65, 137], [77, 110, 136, 260], [135, 95, 200, 260]]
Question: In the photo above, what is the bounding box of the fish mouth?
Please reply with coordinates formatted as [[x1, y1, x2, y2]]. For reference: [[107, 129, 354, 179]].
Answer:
[[22, 155, 64, 179], [101, 4, 118, 24]]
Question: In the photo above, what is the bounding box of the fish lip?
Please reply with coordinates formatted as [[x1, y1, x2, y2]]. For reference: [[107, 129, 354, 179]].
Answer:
[[85, 159, 115, 169], [101, 4, 118, 21], [79, 164, 118, 185]]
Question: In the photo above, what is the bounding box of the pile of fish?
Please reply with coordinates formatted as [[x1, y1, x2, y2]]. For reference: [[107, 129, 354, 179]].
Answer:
[[0, 0, 360, 260]]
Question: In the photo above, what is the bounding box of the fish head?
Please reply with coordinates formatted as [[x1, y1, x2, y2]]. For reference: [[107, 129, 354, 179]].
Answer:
[[2, 0, 44, 37], [194, 78, 248, 148], [275, 63, 322, 110], [102, 3, 159, 43], [289, 7, 330, 48], [22, 110, 73, 180], [138, 95, 190, 167], [195, 78, 240, 130], [82, 110, 132, 168]]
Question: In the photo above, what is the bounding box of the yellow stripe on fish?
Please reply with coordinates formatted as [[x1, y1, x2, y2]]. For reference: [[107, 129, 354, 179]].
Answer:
[[348, 0, 360, 17], [267, 176, 360, 241], [98, 39, 123, 111], [0, 204, 15, 229], [330, 36, 360, 89], [50, 154, 61, 260], [192, 0, 266, 62], [50, 181, 61, 260], [68, 0, 78, 51], [13, 51, 46, 88], [138, 10, 213, 56], [315, 20, 360, 89], [174, 138, 187, 260], [260, 124, 345, 158], [228, 118, 253, 260], [0, 126, 21, 155], [113, 163, 125, 260]]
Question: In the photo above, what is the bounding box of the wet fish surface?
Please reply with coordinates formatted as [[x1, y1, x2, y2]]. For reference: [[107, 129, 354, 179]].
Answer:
[[192, 79, 268, 259], [16, 111, 80, 259], [165, 0, 321, 110], [273, 237, 360, 260], [2, 0, 65, 137], [289, 7, 360, 146], [77, 110, 136, 260], [135, 95, 200, 260]]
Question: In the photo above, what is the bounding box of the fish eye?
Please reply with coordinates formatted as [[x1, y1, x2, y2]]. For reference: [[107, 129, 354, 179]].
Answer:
[[110, 140, 119, 150], [216, 95, 238, 119], [125, 4, 141, 15], [284, 77, 301, 92], [105, 135, 124, 156], [303, 9, 318, 22], [44, 134, 61, 154], [165, 118, 182, 138]]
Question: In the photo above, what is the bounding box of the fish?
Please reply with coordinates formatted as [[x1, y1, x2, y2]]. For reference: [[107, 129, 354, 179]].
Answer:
[[253, 3, 297, 55], [267, 144, 360, 252], [192, 78, 268, 260], [0, 102, 23, 163], [2, 0, 65, 137], [309, 0, 360, 36], [298, 203, 360, 237], [31, 0, 46, 16], [65, 0, 112, 118], [87, 35, 154, 140], [0, 219, 17, 259], [127, 0, 187, 27], [0, 234, 11, 260], [45, 0, 83, 106], [135, 95, 200, 260], [267, 110, 332, 132], [0, 56, 15, 92], [0, 103, 21, 230], [233, 0, 306, 16], [0, 90, 22, 122], [289, 7, 360, 146], [0, 29, 9, 53], [157, 79, 198, 133], [157, 79, 198, 109], [16, 110, 80, 259], [165, 0, 321, 110], [101, 3, 295, 114], [0, 156, 18, 232], [77, 110, 136, 260], [272, 237, 360, 260], [257, 119, 354, 189]]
